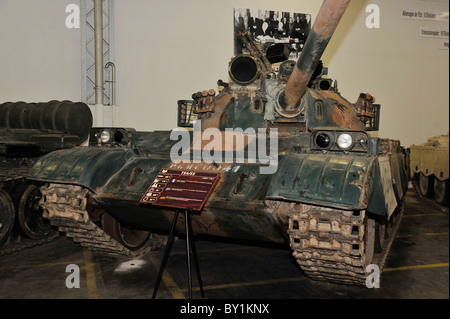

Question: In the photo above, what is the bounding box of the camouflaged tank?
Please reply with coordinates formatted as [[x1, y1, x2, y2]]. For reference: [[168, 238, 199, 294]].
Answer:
[[0, 100, 92, 247], [409, 133, 449, 207], [27, 0, 408, 286]]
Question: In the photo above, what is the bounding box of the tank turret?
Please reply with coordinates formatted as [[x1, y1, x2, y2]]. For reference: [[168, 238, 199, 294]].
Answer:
[[197, 0, 376, 139]]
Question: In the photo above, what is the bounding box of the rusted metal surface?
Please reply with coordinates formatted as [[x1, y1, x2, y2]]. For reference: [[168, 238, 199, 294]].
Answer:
[[354, 93, 375, 122], [283, 0, 351, 107], [198, 93, 233, 130], [317, 90, 367, 130], [235, 29, 272, 76], [378, 138, 401, 155], [193, 89, 216, 119]]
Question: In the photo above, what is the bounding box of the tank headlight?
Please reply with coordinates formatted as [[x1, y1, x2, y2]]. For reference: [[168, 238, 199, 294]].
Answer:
[[315, 133, 332, 149], [100, 130, 111, 143], [337, 133, 353, 149]]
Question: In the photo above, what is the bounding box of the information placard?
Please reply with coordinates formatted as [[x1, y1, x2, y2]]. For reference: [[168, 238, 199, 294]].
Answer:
[[139, 169, 220, 211]]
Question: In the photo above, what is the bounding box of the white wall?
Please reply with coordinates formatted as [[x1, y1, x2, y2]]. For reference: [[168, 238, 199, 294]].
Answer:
[[320, 0, 449, 146], [0, 0, 81, 102], [0, 0, 448, 148], [113, 0, 323, 132]]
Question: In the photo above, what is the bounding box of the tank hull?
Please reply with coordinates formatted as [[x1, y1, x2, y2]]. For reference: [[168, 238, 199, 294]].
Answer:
[[28, 131, 406, 245]]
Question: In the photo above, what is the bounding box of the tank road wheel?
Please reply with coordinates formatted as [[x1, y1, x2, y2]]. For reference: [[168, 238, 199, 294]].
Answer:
[[419, 173, 434, 198], [433, 178, 449, 206], [17, 184, 54, 240], [0, 189, 15, 246], [101, 213, 152, 252]]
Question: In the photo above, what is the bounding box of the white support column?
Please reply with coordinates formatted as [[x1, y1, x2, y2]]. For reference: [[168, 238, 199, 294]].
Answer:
[[81, 0, 116, 127]]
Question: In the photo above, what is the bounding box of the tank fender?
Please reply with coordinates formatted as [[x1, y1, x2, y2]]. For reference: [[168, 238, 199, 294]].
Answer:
[[27, 147, 135, 194], [265, 154, 399, 218], [265, 154, 375, 210]]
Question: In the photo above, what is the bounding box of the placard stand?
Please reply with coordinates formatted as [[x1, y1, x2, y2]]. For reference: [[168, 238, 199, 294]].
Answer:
[[152, 208, 204, 299], [141, 169, 220, 299]]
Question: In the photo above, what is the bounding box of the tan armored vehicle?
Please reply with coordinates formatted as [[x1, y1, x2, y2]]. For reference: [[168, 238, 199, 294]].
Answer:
[[410, 133, 449, 206]]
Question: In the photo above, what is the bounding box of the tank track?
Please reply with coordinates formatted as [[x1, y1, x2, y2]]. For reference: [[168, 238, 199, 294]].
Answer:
[[288, 204, 403, 286], [39, 183, 166, 258], [411, 179, 449, 215], [0, 233, 59, 257]]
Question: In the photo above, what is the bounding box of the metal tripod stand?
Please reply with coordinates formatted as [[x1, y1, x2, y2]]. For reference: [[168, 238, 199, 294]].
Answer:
[[152, 209, 204, 299]]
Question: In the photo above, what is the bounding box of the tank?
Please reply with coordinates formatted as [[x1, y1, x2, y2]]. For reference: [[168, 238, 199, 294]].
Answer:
[[0, 100, 92, 247], [27, 0, 408, 286], [409, 133, 449, 207]]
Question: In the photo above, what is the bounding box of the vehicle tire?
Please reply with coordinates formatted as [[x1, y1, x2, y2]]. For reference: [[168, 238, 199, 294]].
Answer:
[[0, 188, 15, 246], [433, 178, 449, 206], [17, 184, 54, 239], [101, 213, 152, 251], [419, 172, 433, 198]]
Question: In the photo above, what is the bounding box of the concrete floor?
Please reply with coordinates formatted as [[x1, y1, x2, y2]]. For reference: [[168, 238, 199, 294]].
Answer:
[[0, 189, 448, 301]]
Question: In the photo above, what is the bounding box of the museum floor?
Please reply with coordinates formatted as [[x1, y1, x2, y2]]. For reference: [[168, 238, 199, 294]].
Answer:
[[0, 188, 448, 300]]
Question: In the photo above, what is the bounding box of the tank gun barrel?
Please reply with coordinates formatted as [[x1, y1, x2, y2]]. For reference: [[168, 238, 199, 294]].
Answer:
[[283, 0, 350, 109]]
